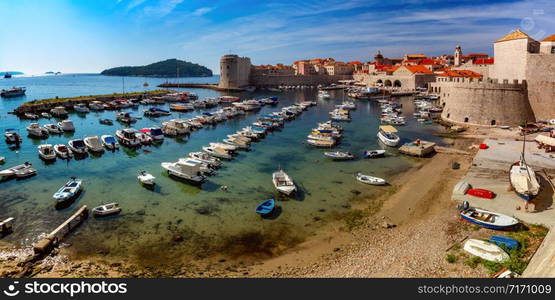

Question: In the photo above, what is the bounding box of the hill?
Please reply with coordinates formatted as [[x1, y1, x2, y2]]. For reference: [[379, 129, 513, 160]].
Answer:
[[100, 59, 213, 77]]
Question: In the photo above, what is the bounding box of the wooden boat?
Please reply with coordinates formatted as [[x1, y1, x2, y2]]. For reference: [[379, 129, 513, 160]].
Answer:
[[138, 171, 155, 186], [37, 144, 56, 161], [467, 188, 495, 199], [356, 173, 386, 185], [101, 135, 119, 150], [463, 239, 509, 262], [53, 177, 82, 207], [324, 151, 354, 160], [93, 203, 122, 217], [489, 235, 519, 250], [54, 144, 73, 159], [363, 149, 386, 158], [256, 199, 275, 216], [458, 202, 518, 230], [272, 168, 296, 196]]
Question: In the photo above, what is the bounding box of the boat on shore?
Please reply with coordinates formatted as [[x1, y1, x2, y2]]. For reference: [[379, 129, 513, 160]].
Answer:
[[37, 144, 56, 161], [272, 168, 296, 196], [356, 173, 386, 185], [92, 203, 122, 217], [458, 201, 518, 230], [509, 157, 540, 201], [464, 239, 509, 262]]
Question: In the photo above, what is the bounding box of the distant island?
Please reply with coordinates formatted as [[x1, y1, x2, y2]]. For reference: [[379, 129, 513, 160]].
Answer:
[[100, 59, 213, 77]]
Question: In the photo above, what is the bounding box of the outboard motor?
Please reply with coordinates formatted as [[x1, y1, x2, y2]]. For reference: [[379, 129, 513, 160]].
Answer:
[[457, 201, 470, 211]]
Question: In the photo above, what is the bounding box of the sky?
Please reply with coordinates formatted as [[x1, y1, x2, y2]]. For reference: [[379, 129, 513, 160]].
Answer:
[[0, 0, 554, 75]]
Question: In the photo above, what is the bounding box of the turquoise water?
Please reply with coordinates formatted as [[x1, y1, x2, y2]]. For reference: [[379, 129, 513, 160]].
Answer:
[[0, 74, 443, 265]]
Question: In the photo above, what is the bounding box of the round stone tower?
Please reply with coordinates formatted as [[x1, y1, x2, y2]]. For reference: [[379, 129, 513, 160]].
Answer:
[[218, 54, 251, 89]]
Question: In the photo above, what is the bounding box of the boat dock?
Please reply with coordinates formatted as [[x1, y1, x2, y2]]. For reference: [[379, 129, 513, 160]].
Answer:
[[0, 217, 14, 236], [399, 139, 436, 157], [33, 205, 89, 254]]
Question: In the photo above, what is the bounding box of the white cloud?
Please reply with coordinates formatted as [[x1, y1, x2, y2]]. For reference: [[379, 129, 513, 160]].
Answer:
[[144, 0, 184, 16], [192, 7, 214, 17]]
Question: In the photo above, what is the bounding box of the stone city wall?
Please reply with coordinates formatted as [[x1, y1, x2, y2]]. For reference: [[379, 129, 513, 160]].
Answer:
[[526, 54, 555, 121], [249, 74, 353, 86]]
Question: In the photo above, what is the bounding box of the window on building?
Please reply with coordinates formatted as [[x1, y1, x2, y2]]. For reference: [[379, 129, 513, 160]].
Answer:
[[464, 117, 469, 123], [551, 47, 555, 54], [491, 120, 496, 126]]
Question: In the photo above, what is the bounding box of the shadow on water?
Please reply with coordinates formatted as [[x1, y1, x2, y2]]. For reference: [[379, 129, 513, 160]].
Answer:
[[261, 205, 282, 220], [55, 190, 84, 211], [73, 153, 89, 161]]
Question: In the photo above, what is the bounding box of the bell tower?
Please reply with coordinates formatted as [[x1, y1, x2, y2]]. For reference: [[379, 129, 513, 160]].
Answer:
[[454, 45, 463, 67]]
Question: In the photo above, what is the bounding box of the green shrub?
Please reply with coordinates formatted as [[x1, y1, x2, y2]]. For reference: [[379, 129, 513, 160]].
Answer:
[[446, 253, 457, 263]]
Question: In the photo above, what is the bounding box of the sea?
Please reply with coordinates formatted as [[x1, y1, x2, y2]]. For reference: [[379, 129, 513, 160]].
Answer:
[[0, 74, 444, 267]]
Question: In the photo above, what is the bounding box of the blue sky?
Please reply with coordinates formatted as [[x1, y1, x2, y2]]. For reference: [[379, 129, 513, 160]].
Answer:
[[1, 0, 554, 74]]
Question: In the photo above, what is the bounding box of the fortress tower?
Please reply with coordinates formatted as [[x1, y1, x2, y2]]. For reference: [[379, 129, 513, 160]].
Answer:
[[454, 45, 463, 67], [218, 54, 252, 89]]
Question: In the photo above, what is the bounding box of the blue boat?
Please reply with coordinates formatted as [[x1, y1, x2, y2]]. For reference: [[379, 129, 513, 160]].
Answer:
[[256, 199, 275, 216], [458, 202, 519, 230], [489, 235, 519, 250]]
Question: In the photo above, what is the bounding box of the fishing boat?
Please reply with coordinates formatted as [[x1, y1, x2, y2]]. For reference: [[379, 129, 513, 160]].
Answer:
[[138, 171, 156, 186], [37, 144, 56, 161], [356, 173, 386, 185], [51, 106, 68, 118], [0, 162, 35, 179], [84, 136, 104, 153], [188, 152, 221, 168], [53, 177, 82, 207], [509, 156, 540, 201], [202, 146, 233, 159], [43, 123, 63, 134], [73, 103, 90, 113], [101, 135, 119, 150], [256, 199, 276, 216], [116, 129, 141, 147], [324, 151, 354, 161], [272, 168, 296, 196], [99, 118, 113, 125], [4, 129, 22, 144], [58, 120, 75, 132], [92, 203, 122, 217], [161, 159, 205, 184], [463, 239, 509, 263], [363, 149, 386, 158], [54, 144, 73, 159], [1, 87, 26, 97], [68, 139, 87, 154], [458, 201, 519, 230], [377, 125, 400, 147], [26, 123, 49, 138]]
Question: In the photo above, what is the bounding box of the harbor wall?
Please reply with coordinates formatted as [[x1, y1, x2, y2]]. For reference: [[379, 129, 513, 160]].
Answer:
[[353, 73, 436, 91], [249, 74, 353, 87], [431, 77, 534, 126], [526, 54, 555, 121]]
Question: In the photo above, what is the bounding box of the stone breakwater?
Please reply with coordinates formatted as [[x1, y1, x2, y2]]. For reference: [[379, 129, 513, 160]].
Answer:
[[13, 90, 173, 114]]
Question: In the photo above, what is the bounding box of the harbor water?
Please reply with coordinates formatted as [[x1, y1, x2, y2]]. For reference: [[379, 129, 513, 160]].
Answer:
[[0, 74, 443, 266]]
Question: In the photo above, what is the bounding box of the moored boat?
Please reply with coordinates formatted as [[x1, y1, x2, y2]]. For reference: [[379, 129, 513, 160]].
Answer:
[[116, 129, 141, 147], [256, 199, 276, 216], [324, 151, 354, 160], [54, 144, 73, 159], [26, 123, 49, 138], [363, 149, 386, 158], [161, 159, 205, 184], [356, 173, 386, 185], [0, 162, 35, 179], [58, 120, 75, 132], [68, 139, 87, 154], [37, 144, 56, 161], [84, 136, 104, 152], [377, 125, 400, 147], [92, 203, 122, 217], [101, 135, 119, 150], [138, 171, 156, 186], [4, 129, 22, 144], [272, 168, 296, 196], [53, 177, 82, 208], [43, 123, 63, 134]]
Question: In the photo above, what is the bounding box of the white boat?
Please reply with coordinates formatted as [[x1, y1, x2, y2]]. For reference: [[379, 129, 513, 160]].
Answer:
[[146, 127, 164, 142], [138, 171, 155, 186], [510, 155, 540, 201], [101, 135, 119, 150], [116, 112, 137, 124], [37, 144, 56, 161], [202, 146, 233, 159], [84, 136, 104, 152], [223, 138, 250, 150], [68, 139, 87, 154], [161, 159, 205, 184], [324, 151, 354, 160], [363, 149, 386, 158], [162, 119, 190, 135], [41, 112, 52, 119], [92, 203, 122, 217], [26, 123, 49, 138], [50, 106, 68, 118], [4, 130, 22, 144], [116, 129, 141, 147], [463, 239, 509, 263], [377, 125, 400, 147], [0, 162, 36, 178], [136, 132, 153, 145], [53, 177, 82, 205], [43, 123, 63, 134], [356, 173, 386, 185], [54, 144, 73, 159], [458, 202, 519, 230], [23, 113, 38, 120], [272, 168, 296, 195], [188, 152, 221, 168], [89, 101, 105, 111], [58, 120, 75, 132], [73, 103, 90, 113]]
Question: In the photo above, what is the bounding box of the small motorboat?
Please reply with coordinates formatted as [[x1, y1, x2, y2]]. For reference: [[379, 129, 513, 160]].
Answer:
[[324, 151, 354, 161], [356, 173, 386, 185], [24, 113, 39, 120], [202, 146, 233, 160], [0, 162, 35, 179], [363, 149, 386, 158], [99, 119, 114, 125], [463, 239, 509, 263], [93, 202, 122, 217], [41, 112, 52, 119], [51, 106, 68, 118], [138, 171, 155, 186], [54, 144, 73, 159], [136, 132, 153, 145], [467, 188, 495, 199], [43, 123, 63, 134], [37, 144, 56, 161], [377, 125, 400, 147], [188, 152, 222, 168], [116, 129, 141, 147], [101, 135, 119, 150], [53, 177, 82, 207], [4, 129, 22, 144], [161, 159, 206, 184], [26, 123, 49, 138], [145, 127, 164, 142], [58, 120, 75, 132], [256, 199, 276, 216], [458, 201, 519, 230], [68, 139, 87, 154], [272, 168, 296, 196], [84, 136, 104, 153], [489, 235, 519, 251], [73, 103, 90, 113]]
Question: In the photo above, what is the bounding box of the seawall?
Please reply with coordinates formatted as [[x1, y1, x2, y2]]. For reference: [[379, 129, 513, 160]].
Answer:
[[249, 74, 353, 87]]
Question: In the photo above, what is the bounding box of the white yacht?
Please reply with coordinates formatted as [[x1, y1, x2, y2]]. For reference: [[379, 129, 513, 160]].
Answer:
[[377, 125, 400, 147], [161, 159, 205, 184]]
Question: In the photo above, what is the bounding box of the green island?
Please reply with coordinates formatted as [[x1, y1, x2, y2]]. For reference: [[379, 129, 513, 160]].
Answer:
[[100, 58, 213, 77]]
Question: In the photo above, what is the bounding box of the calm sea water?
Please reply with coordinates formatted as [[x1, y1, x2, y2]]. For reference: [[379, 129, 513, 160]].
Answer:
[[0, 74, 443, 265]]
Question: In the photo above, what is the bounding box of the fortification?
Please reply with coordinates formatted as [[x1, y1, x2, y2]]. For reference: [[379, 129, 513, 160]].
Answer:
[[218, 55, 251, 90]]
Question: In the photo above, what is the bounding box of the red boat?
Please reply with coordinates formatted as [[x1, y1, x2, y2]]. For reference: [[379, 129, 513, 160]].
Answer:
[[467, 188, 495, 199], [479, 143, 489, 149]]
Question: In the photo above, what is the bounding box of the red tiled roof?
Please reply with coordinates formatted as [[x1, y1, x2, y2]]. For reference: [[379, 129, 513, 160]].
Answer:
[[403, 65, 433, 74], [383, 66, 400, 73], [542, 34, 555, 42], [437, 69, 482, 78], [347, 61, 362, 65], [418, 58, 440, 66], [473, 58, 494, 65]]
